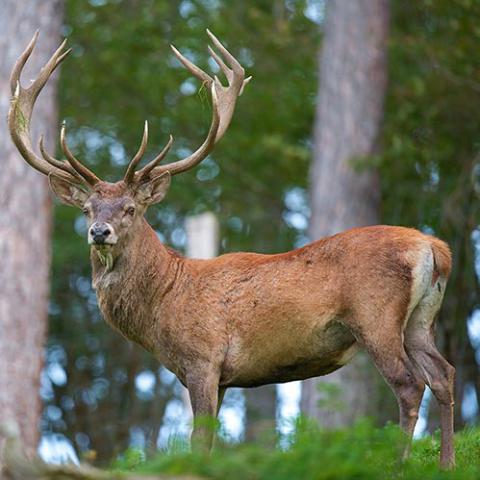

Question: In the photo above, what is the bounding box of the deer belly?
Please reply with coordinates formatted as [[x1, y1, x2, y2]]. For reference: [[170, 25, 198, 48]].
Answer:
[[220, 319, 358, 388]]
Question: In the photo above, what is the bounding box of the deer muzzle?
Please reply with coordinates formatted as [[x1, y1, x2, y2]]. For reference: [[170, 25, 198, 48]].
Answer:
[[88, 222, 118, 246]]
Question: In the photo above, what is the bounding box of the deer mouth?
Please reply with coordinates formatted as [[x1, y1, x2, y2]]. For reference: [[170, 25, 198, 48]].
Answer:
[[93, 243, 114, 251], [91, 239, 116, 247]]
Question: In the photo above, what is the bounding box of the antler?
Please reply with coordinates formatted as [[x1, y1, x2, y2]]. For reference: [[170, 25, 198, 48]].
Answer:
[[10, 31, 249, 189], [8, 32, 99, 186], [123, 121, 174, 184], [124, 30, 250, 184]]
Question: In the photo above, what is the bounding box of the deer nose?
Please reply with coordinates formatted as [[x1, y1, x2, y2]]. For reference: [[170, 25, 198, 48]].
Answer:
[[90, 222, 112, 244]]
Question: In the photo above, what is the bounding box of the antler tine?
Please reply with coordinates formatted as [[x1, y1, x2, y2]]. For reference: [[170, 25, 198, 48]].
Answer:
[[141, 31, 248, 180], [207, 43, 252, 96], [206, 29, 243, 78], [10, 30, 39, 95], [8, 32, 91, 185], [207, 31, 252, 93], [124, 121, 149, 184], [151, 83, 220, 177], [60, 122, 100, 186], [135, 134, 174, 182], [30, 38, 71, 103], [170, 45, 213, 86], [39, 135, 85, 182], [207, 45, 229, 79]]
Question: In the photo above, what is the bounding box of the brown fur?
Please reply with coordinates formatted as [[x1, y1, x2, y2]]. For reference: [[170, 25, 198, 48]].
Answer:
[[79, 187, 454, 467]]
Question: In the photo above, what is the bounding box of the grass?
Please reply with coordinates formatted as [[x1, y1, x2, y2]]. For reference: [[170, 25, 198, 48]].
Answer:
[[111, 419, 480, 479]]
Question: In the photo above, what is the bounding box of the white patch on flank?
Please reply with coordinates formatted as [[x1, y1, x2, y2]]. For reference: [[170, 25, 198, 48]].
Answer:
[[404, 246, 447, 388]]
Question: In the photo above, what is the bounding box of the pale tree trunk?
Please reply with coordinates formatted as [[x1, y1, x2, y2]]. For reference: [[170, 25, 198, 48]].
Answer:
[[301, 0, 390, 427], [183, 213, 220, 431], [238, 0, 280, 416], [0, 0, 63, 452]]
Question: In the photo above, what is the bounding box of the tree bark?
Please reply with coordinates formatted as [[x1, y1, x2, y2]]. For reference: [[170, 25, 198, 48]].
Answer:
[[301, 0, 390, 427], [0, 0, 62, 451]]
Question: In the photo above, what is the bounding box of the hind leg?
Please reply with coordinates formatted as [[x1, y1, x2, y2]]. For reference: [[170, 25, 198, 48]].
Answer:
[[357, 328, 425, 458], [427, 348, 454, 469], [405, 321, 455, 468]]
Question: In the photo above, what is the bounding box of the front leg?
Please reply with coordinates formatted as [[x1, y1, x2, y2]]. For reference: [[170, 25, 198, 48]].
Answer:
[[187, 368, 221, 452]]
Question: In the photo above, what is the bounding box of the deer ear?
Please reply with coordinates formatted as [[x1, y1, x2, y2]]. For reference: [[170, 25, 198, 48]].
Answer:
[[48, 173, 90, 208], [135, 172, 171, 205]]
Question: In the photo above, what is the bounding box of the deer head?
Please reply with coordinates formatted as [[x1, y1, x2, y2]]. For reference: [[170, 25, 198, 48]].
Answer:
[[8, 30, 250, 267]]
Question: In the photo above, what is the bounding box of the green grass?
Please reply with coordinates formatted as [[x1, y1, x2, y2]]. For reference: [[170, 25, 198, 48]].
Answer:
[[113, 420, 480, 479]]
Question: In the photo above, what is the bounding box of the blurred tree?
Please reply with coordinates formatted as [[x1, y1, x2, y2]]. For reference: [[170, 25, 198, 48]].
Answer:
[[301, 0, 390, 426], [0, 0, 63, 451]]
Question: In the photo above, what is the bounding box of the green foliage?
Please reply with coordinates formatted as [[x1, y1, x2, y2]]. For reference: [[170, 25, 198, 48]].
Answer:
[[314, 382, 345, 413], [114, 447, 146, 471], [114, 421, 480, 479], [381, 0, 480, 230]]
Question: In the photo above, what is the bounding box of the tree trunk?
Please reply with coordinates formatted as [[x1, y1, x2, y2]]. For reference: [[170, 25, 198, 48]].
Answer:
[[301, 0, 390, 427], [0, 0, 62, 452], [244, 386, 277, 443]]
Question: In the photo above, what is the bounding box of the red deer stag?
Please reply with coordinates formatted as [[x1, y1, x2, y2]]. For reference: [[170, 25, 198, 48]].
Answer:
[[8, 32, 455, 467]]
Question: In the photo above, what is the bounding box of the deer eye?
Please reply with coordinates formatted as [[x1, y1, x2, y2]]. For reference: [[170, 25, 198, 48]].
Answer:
[[82, 207, 90, 216], [125, 206, 135, 216]]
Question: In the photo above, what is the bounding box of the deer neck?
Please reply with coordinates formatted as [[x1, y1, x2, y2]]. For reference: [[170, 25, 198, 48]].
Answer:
[[90, 218, 184, 348], [90, 219, 184, 315]]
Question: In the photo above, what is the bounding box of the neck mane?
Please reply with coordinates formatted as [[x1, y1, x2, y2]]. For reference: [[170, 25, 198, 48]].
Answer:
[[91, 218, 182, 294], [90, 218, 185, 350]]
